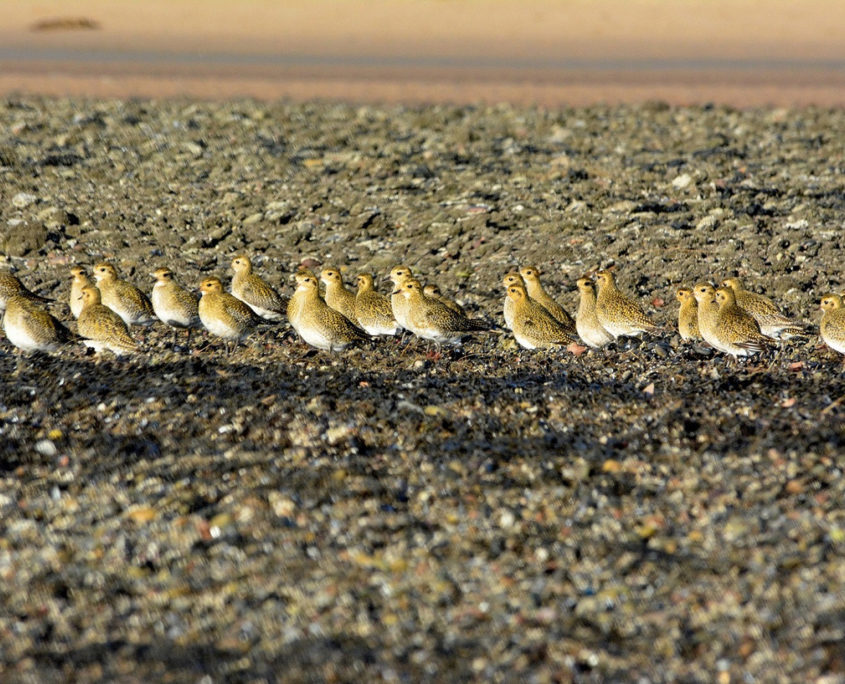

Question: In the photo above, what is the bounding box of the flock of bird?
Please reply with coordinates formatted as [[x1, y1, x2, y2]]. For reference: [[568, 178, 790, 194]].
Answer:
[[0, 255, 844, 362]]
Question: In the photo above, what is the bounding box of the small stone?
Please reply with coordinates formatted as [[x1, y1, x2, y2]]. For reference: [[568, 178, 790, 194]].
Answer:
[[34, 439, 57, 457], [268, 492, 296, 518], [325, 425, 352, 445], [127, 506, 157, 523], [12, 192, 37, 209], [671, 173, 692, 189], [696, 215, 719, 231], [498, 509, 516, 528]]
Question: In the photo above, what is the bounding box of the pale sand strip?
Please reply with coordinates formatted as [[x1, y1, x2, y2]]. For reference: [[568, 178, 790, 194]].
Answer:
[[1, 0, 843, 105]]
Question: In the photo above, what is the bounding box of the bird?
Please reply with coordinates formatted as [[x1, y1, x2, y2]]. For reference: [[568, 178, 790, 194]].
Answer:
[[692, 283, 725, 352], [720, 277, 804, 338], [69, 266, 95, 319], [77, 285, 138, 356], [150, 267, 200, 346], [501, 271, 524, 330], [354, 273, 399, 336], [594, 270, 659, 339], [288, 272, 367, 351], [320, 267, 360, 325], [575, 277, 614, 349], [819, 293, 845, 356], [423, 284, 465, 316], [287, 269, 317, 326], [0, 271, 51, 313], [389, 265, 415, 332], [92, 262, 157, 328], [2, 295, 76, 353], [713, 286, 772, 358], [397, 278, 487, 347], [507, 283, 577, 350], [230, 254, 288, 321], [519, 266, 577, 335], [676, 287, 701, 341], [198, 277, 263, 354]]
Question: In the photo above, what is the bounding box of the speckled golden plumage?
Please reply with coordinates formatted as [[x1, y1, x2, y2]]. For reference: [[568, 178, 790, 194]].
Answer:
[[286, 269, 316, 325], [519, 266, 577, 335], [692, 283, 724, 352], [231, 254, 288, 321], [151, 267, 200, 344], [389, 265, 415, 331], [92, 262, 156, 327], [713, 286, 771, 357], [77, 285, 139, 355], [198, 276, 263, 353], [507, 283, 576, 350], [69, 266, 94, 319], [501, 271, 524, 330], [355, 273, 399, 336], [819, 293, 845, 356], [676, 287, 701, 341], [290, 273, 367, 351], [321, 267, 360, 325], [423, 284, 465, 316], [3, 295, 75, 353], [0, 271, 51, 312], [398, 278, 487, 346], [720, 277, 803, 338], [575, 277, 613, 349], [594, 270, 658, 339]]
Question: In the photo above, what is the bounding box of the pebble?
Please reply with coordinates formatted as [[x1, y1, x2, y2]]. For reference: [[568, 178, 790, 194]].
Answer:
[[11, 192, 37, 208], [33, 439, 57, 457]]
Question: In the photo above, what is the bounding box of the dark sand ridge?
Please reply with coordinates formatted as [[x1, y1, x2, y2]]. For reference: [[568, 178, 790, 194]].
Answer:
[[1, 0, 844, 105]]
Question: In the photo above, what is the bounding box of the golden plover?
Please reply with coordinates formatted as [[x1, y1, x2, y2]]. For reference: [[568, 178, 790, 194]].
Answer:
[[289, 273, 367, 351], [398, 278, 487, 347], [389, 265, 415, 332], [720, 277, 803, 338], [320, 267, 359, 325], [594, 270, 659, 339], [692, 283, 725, 352], [77, 285, 138, 356], [198, 277, 263, 354], [501, 271, 524, 330], [231, 254, 288, 321], [151, 267, 200, 345], [354, 273, 399, 336], [819, 293, 845, 356], [3, 295, 75, 353], [423, 284, 465, 316], [519, 266, 577, 335], [507, 284, 576, 350], [287, 269, 317, 325], [69, 266, 95, 319], [92, 262, 156, 328], [713, 286, 771, 357], [575, 277, 613, 349], [676, 287, 701, 341], [0, 271, 51, 313]]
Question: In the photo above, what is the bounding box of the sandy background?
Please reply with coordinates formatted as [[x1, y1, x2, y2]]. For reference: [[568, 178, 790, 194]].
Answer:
[[1, 0, 844, 106]]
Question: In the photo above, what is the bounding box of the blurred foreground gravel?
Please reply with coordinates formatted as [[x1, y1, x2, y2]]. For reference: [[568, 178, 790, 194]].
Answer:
[[1, 97, 844, 682]]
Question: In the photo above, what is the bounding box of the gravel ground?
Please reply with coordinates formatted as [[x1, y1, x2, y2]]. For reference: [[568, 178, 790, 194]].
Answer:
[[1, 97, 844, 683]]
